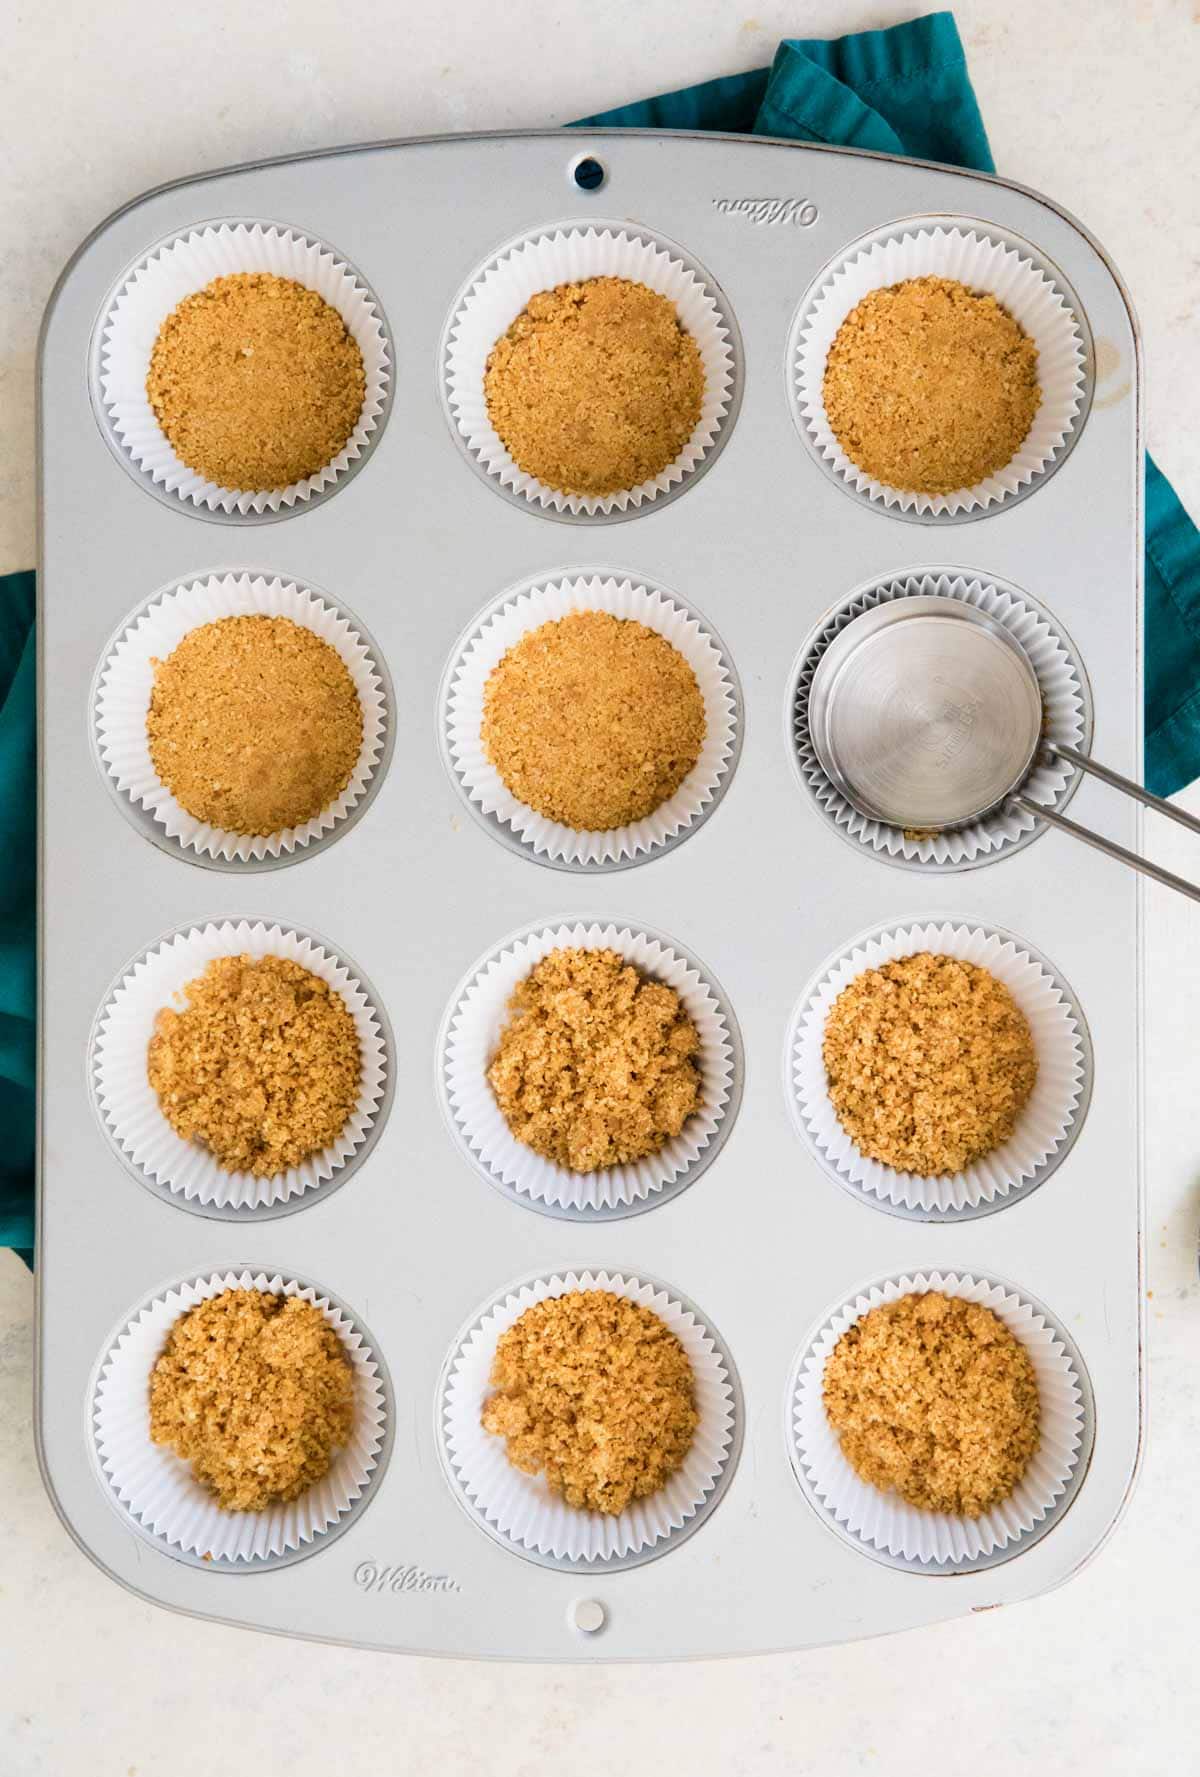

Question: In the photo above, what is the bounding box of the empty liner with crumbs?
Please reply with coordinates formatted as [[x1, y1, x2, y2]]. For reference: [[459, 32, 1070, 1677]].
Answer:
[[822, 1290, 1041, 1517], [147, 954, 362, 1176], [822, 952, 1038, 1177], [146, 614, 364, 836], [822, 276, 1041, 496], [481, 610, 707, 831], [487, 946, 702, 1171], [480, 1289, 698, 1513], [146, 271, 366, 491], [149, 1287, 355, 1512], [483, 276, 704, 496]]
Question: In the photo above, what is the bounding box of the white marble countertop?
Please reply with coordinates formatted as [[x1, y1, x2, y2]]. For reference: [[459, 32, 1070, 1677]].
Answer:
[[2, 1, 1198, 1769]]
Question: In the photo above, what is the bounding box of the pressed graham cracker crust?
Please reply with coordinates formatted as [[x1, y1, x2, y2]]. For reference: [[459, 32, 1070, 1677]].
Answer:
[[481, 611, 707, 831], [822, 275, 1041, 495], [487, 947, 702, 1172], [481, 1289, 698, 1514], [147, 954, 362, 1177], [147, 615, 364, 837], [822, 952, 1038, 1177], [149, 1289, 355, 1513], [823, 1291, 1041, 1518], [146, 272, 365, 491], [483, 276, 704, 496]]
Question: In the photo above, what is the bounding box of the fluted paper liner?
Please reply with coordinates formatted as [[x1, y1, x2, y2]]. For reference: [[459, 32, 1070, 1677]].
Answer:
[[792, 573, 1090, 868], [94, 1269, 386, 1563], [445, 225, 736, 516], [442, 1269, 736, 1563], [96, 574, 388, 864], [445, 575, 738, 866], [791, 1271, 1086, 1567], [795, 225, 1087, 516], [789, 921, 1086, 1216], [443, 921, 735, 1212], [93, 921, 387, 1210], [98, 223, 390, 514]]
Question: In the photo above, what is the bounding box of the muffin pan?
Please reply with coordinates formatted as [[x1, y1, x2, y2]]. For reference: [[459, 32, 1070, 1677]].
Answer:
[[36, 130, 1142, 1659]]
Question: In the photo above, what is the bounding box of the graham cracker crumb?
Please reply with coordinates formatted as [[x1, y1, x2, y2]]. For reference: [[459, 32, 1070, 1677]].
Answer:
[[822, 275, 1040, 495], [147, 615, 364, 836], [147, 954, 361, 1176], [146, 272, 365, 491], [149, 1289, 354, 1512], [822, 952, 1037, 1176], [481, 1290, 697, 1514], [481, 611, 707, 830], [823, 1291, 1040, 1517], [487, 947, 701, 1172], [483, 276, 704, 496]]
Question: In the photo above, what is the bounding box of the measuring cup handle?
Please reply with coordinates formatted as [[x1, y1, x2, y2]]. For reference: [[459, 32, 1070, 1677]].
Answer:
[[1014, 796, 1200, 903], [1050, 742, 1200, 838]]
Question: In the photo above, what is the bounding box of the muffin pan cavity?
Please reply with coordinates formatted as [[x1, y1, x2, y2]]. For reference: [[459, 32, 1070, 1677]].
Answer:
[[92, 1268, 391, 1570], [788, 216, 1092, 521], [439, 1268, 742, 1571], [39, 131, 1142, 1661], [441, 219, 742, 520], [93, 573, 394, 870], [92, 221, 392, 520], [787, 1270, 1093, 1574], [788, 571, 1093, 873], [440, 572, 742, 871]]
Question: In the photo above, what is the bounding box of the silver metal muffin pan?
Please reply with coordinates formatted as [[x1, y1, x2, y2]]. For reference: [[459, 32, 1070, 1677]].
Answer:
[[37, 130, 1143, 1659]]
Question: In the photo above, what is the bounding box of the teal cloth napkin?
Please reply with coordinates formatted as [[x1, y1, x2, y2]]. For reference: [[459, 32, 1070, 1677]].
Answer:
[[4, 11, 1198, 1259]]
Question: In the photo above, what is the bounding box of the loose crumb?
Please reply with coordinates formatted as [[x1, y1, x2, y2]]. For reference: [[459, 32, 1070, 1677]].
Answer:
[[822, 952, 1037, 1176], [488, 947, 701, 1171], [147, 954, 361, 1176], [146, 272, 365, 490], [823, 1291, 1040, 1516], [147, 615, 363, 835], [484, 276, 704, 495], [481, 1290, 697, 1513], [823, 275, 1040, 494], [481, 611, 706, 830], [149, 1289, 354, 1512]]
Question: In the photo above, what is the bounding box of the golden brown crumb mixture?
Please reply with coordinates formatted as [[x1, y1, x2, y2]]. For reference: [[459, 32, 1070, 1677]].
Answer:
[[147, 615, 363, 836], [481, 611, 706, 830], [822, 952, 1037, 1176], [483, 276, 704, 495], [147, 954, 361, 1176], [823, 1291, 1040, 1517], [149, 1289, 354, 1512], [146, 272, 365, 490], [481, 1290, 697, 1513], [822, 275, 1041, 494], [488, 947, 702, 1171]]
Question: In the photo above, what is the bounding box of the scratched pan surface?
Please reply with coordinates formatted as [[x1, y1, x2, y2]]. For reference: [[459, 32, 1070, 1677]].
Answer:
[[36, 131, 1142, 1660]]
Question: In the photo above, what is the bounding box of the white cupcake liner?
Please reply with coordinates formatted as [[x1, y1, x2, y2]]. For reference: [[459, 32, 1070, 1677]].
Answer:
[[442, 920, 737, 1215], [444, 223, 737, 517], [444, 574, 739, 867], [94, 1269, 387, 1564], [790, 1270, 1088, 1568], [92, 921, 388, 1211], [791, 572, 1091, 869], [97, 222, 390, 515], [95, 574, 389, 864], [794, 223, 1087, 517], [441, 1269, 738, 1565], [788, 920, 1088, 1218]]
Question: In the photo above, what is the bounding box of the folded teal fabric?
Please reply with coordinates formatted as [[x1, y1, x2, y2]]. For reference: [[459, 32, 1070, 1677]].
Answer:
[[5, 12, 1198, 1258], [0, 570, 35, 1261]]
